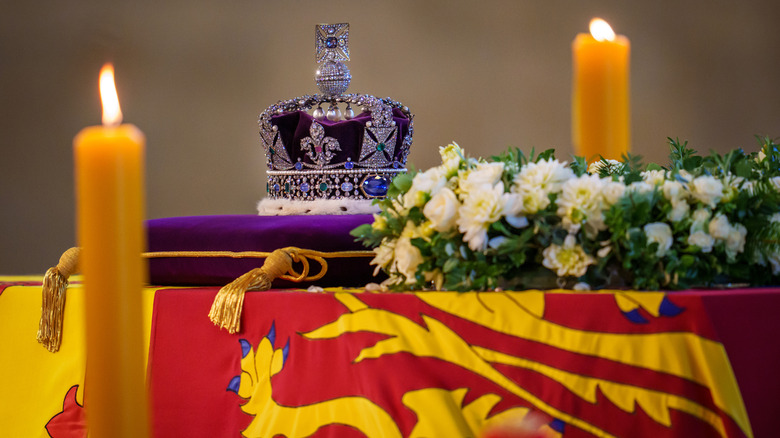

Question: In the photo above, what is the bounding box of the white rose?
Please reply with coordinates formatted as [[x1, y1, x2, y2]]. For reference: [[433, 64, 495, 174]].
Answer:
[[423, 187, 460, 232], [689, 208, 710, 234], [725, 223, 748, 259], [662, 180, 685, 202], [690, 175, 724, 207], [601, 180, 626, 206], [404, 166, 448, 208], [644, 222, 673, 257], [708, 213, 731, 240], [692, 207, 711, 225], [687, 230, 714, 253], [667, 199, 690, 223], [393, 236, 423, 284]]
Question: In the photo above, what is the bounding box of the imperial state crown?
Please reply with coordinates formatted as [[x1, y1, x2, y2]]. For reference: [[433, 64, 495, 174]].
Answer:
[[257, 23, 414, 215]]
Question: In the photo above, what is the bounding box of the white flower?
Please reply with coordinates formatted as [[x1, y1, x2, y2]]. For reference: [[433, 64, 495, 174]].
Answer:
[[504, 188, 548, 216], [557, 174, 606, 234], [641, 169, 666, 186], [688, 230, 714, 253], [458, 162, 505, 196], [601, 180, 626, 206], [667, 199, 690, 223], [644, 222, 673, 257], [400, 219, 429, 240], [457, 182, 507, 251], [689, 175, 724, 207], [423, 187, 460, 232], [403, 166, 447, 208], [573, 282, 591, 291], [677, 169, 694, 182], [439, 142, 464, 177], [689, 207, 711, 233], [508, 158, 574, 215], [662, 180, 686, 203], [371, 213, 388, 232], [725, 223, 748, 259], [769, 251, 780, 275], [691, 207, 711, 226], [389, 198, 408, 217], [370, 239, 396, 276], [588, 159, 622, 174], [542, 234, 595, 277], [393, 236, 424, 284], [721, 174, 743, 203], [708, 213, 732, 240], [771, 176, 780, 193], [627, 181, 654, 194]]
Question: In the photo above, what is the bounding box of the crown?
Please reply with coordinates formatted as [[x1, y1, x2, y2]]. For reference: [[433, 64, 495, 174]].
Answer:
[[258, 23, 414, 212]]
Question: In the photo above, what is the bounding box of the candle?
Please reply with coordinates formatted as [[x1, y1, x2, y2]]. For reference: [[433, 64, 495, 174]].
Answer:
[[74, 63, 150, 437], [572, 18, 630, 161]]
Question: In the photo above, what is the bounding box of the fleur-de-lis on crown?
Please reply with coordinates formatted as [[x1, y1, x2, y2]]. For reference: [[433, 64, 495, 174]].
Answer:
[[300, 121, 341, 168]]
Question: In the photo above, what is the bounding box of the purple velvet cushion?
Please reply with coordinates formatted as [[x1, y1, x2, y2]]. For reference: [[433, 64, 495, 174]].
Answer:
[[146, 215, 381, 287]]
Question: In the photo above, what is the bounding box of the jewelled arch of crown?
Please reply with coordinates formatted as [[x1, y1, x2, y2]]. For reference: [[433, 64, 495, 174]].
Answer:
[[258, 23, 414, 208]]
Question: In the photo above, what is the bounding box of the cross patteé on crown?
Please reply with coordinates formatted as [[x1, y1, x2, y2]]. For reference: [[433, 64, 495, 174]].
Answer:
[[315, 23, 350, 63]]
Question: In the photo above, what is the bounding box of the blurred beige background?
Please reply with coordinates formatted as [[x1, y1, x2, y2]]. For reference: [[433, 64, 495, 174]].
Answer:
[[2, 0, 779, 274]]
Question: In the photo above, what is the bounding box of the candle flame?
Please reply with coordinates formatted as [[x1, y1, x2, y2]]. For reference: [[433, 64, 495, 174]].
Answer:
[[589, 18, 616, 42], [99, 63, 123, 126]]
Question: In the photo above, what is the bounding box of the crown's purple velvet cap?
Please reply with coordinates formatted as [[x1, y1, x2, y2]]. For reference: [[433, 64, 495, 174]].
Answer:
[[271, 109, 410, 166]]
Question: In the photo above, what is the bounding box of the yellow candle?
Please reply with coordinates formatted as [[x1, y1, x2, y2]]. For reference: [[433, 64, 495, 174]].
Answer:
[[572, 18, 631, 162], [74, 63, 150, 437]]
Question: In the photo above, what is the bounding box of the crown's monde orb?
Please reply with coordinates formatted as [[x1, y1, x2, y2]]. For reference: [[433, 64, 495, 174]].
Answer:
[[316, 61, 351, 96]]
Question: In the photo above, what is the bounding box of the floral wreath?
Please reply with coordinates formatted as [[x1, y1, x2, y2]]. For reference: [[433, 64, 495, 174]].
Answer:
[[352, 137, 780, 291]]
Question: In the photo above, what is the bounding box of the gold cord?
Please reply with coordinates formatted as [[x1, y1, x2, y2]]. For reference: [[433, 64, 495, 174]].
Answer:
[[38, 246, 375, 347], [37, 247, 80, 352], [205, 247, 374, 333]]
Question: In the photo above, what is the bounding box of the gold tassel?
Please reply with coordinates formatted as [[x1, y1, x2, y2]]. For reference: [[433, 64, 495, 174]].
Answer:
[[37, 247, 80, 352], [208, 248, 293, 334]]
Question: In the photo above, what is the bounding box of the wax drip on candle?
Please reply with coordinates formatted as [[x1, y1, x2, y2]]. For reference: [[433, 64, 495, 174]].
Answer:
[[99, 63, 123, 126], [589, 18, 616, 42]]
